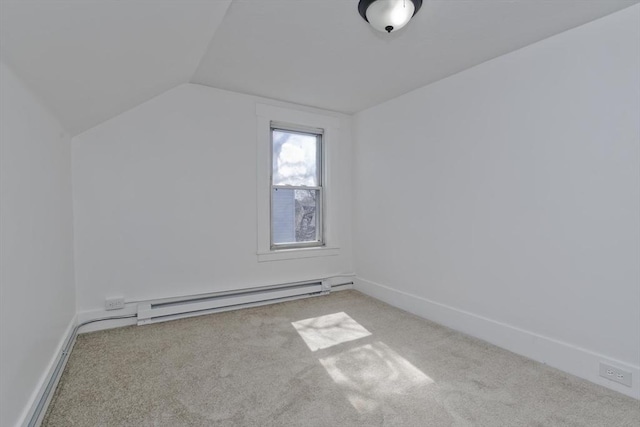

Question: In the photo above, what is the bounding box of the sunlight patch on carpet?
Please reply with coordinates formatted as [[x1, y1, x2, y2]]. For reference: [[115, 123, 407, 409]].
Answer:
[[319, 341, 434, 413], [292, 312, 372, 351]]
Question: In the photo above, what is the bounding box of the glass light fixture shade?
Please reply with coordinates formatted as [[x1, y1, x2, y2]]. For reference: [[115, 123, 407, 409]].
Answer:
[[359, 0, 422, 33]]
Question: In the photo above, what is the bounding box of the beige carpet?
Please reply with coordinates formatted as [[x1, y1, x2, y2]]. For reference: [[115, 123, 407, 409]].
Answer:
[[44, 290, 639, 426]]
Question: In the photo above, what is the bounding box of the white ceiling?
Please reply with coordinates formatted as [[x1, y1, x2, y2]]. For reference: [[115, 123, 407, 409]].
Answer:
[[193, 0, 639, 113], [0, 0, 232, 135], [1, 0, 638, 135]]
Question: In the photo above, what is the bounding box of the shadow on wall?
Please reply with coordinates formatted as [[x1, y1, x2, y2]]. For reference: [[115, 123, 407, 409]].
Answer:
[[292, 312, 434, 413]]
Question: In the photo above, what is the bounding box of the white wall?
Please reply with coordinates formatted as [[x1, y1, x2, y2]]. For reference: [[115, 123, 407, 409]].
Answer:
[[353, 5, 640, 397], [72, 84, 353, 313], [0, 62, 76, 427]]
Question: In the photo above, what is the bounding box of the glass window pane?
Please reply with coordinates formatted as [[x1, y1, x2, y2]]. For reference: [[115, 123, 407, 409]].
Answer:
[[272, 129, 319, 186], [272, 188, 320, 245], [272, 188, 296, 244]]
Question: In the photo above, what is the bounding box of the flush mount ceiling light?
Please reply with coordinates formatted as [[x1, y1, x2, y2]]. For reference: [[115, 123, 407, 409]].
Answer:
[[358, 0, 423, 33]]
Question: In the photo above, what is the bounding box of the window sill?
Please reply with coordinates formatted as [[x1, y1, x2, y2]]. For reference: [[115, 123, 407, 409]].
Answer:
[[257, 246, 340, 262]]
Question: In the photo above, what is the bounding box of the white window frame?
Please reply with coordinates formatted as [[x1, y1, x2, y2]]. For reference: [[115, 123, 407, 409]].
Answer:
[[256, 104, 340, 262], [270, 123, 324, 250]]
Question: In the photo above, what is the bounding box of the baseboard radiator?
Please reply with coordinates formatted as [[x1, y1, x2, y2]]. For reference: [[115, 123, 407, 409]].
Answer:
[[137, 280, 330, 325]]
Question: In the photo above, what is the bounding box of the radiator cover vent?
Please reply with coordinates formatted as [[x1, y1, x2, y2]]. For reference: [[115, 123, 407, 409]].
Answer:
[[137, 280, 329, 325]]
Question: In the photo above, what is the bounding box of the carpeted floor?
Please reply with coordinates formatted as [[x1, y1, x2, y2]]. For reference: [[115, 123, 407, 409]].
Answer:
[[44, 290, 639, 426]]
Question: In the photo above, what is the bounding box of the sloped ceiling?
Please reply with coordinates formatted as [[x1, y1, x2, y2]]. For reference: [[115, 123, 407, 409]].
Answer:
[[1, 0, 638, 136], [192, 0, 639, 114], [0, 0, 232, 135]]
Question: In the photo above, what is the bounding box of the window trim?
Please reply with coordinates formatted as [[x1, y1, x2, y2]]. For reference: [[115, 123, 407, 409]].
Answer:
[[270, 124, 324, 250], [256, 103, 341, 262]]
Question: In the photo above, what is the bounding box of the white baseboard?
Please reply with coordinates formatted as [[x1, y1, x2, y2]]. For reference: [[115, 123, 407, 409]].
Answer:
[[18, 314, 77, 427], [332, 283, 354, 292], [77, 304, 138, 333], [326, 274, 355, 291], [354, 276, 639, 399]]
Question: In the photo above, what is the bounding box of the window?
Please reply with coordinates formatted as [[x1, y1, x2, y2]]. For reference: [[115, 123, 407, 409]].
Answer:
[[256, 103, 340, 262], [271, 124, 324, 249]]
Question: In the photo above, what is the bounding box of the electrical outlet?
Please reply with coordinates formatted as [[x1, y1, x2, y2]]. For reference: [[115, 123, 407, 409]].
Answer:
[[105, 297, 125, 311], [599, 362, 632, 387]]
